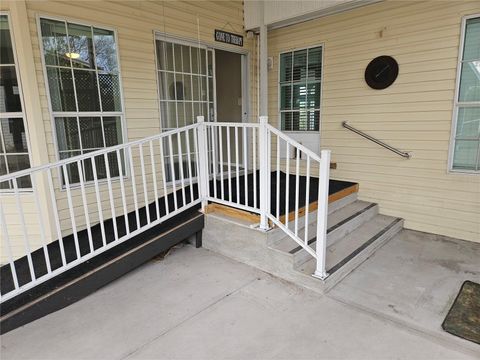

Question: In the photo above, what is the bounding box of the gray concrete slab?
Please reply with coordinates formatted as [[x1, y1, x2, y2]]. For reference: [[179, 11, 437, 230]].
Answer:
[[1, 242, 477, 359], [328, 229, 480, 353]]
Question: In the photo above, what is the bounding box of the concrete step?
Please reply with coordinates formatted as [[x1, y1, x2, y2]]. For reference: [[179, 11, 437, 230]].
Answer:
[[266, 192, 359, 246], [296, 215, 404, 290], [268, 200, 378, 267]]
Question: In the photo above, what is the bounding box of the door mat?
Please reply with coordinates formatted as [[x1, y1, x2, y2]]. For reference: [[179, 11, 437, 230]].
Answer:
[[442, 280, 480, 344]]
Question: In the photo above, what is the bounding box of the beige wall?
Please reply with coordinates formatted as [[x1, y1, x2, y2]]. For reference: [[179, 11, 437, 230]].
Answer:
[[1, 0, 255, 262], [268, 0, 480, 242]]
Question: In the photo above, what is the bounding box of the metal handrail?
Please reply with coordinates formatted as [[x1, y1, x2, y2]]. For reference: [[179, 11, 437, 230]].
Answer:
[[342, 121, 411, 159]]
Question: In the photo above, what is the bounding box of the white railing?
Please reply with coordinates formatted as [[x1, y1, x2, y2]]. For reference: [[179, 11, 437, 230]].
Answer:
[[0, 125, 201, 302], [0, 116, 331, 302], [197, 116, 331, 279]]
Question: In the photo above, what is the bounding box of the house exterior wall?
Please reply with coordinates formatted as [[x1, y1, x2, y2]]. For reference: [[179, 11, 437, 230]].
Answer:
[[268, 0, 480, 242], [0, 0, 255, 262]]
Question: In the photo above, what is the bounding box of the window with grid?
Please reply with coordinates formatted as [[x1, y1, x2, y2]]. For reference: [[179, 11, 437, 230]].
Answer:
[[40, 17, 124, 184], [279, 46, 322, 132], [0, 14, 31, 190], [155, 39, 214, 181], [452, 16, 480, 172]]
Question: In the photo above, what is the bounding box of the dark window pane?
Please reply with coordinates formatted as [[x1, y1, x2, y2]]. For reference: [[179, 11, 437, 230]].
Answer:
[[0, 155, 10, 189], [280, 85, 292, 110], [1, 118, 28, 153], [79, 117, 104, 149], [67, 23, 95, 69], [459, 62, 480, 102], [452, 140, 479, 170], [0, 66, 22, 112], [59, 151, 81, 184], [307, 82, 321, 109], [308, 47, 322, 80], [308, 110, 320, 131], [292, 83, 307, 109], [40, 18, 70, 67], [103, 116, 123, 146], [94, 28, 118, 73], [6, 154, 31, 188], [74, 70, 100, 111], [463, 17, 480, 61], [47, 67, 76, 111], [281, 112, 292, 131], [98, 73, 122, 111], [280, 52, 292, 82], [55, 117, 80, 151], [0, 15, 14, 64], [292, 49, 307, 81]]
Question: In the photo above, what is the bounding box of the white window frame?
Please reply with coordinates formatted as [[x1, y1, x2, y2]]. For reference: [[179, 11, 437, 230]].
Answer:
[[36, 14, 128, 188], [277, 44, 324, 133], [0, 11, 33, 193], [448, 13, 480, 174]]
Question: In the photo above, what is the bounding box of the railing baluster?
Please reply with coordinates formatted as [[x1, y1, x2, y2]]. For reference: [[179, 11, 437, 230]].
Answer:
[[304, 155, 311, 246], [218, 126, 224, 200], [61, 164, 81, 261], [243, 127, 248, 206], [177, 131, 186, 208], [31, 173, 51, 274], [185, 128, 194, 202], [211, 125, 217, 199], [77, 160, 93, 254], [284, 143, 290, 228], [235, 126, 240, 204], [47, 169, 66, 265], [104, 153, 119, 242], [91, 155, 107, 245], [226, 126, 232, 202], [193, 127, 201, 202], [276, 136, 280, 219], [149, 141, 160, 221], [253, 126, 257, 209], [139, 144, 150, 224], [0, 202, 19, 290], [116, 149, 130, 235], [168, 134, 178, 210], [128, 146, 141, 230], [294, 148, 300, 237], [159, 137, 170, 215]]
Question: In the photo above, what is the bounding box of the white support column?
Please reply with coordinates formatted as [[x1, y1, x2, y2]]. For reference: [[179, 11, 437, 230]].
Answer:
[[196, 116, 209, 211], [258, 116, 269, 230], [313, 149, 331, 280], [259, 5, 268, 117]]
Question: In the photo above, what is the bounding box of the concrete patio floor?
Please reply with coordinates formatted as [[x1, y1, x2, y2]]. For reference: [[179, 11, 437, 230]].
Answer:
[[1, 231, 479, 359]]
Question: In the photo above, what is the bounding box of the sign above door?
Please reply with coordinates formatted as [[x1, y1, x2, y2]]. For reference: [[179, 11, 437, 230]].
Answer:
[[214, 29, 243, 47]]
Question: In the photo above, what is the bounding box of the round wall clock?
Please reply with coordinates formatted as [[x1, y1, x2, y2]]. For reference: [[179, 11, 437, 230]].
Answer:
[[364, 55, 399, 89]]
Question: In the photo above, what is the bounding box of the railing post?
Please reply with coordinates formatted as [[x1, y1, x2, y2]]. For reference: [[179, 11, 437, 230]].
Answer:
[[313, 149, 331, 280], [258, 116, 269, 230], [196, 116, 209, 211]]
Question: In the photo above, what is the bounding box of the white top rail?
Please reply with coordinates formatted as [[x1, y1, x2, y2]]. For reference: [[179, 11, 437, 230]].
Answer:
[[0, 123, 200, 182]]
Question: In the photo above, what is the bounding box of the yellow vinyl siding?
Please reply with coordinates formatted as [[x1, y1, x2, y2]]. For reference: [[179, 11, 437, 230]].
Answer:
[[268, 0, 480, 242]]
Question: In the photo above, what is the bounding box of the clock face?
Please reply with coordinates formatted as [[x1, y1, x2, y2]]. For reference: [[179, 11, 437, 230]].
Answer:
[[364, 56, 399, 89]]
